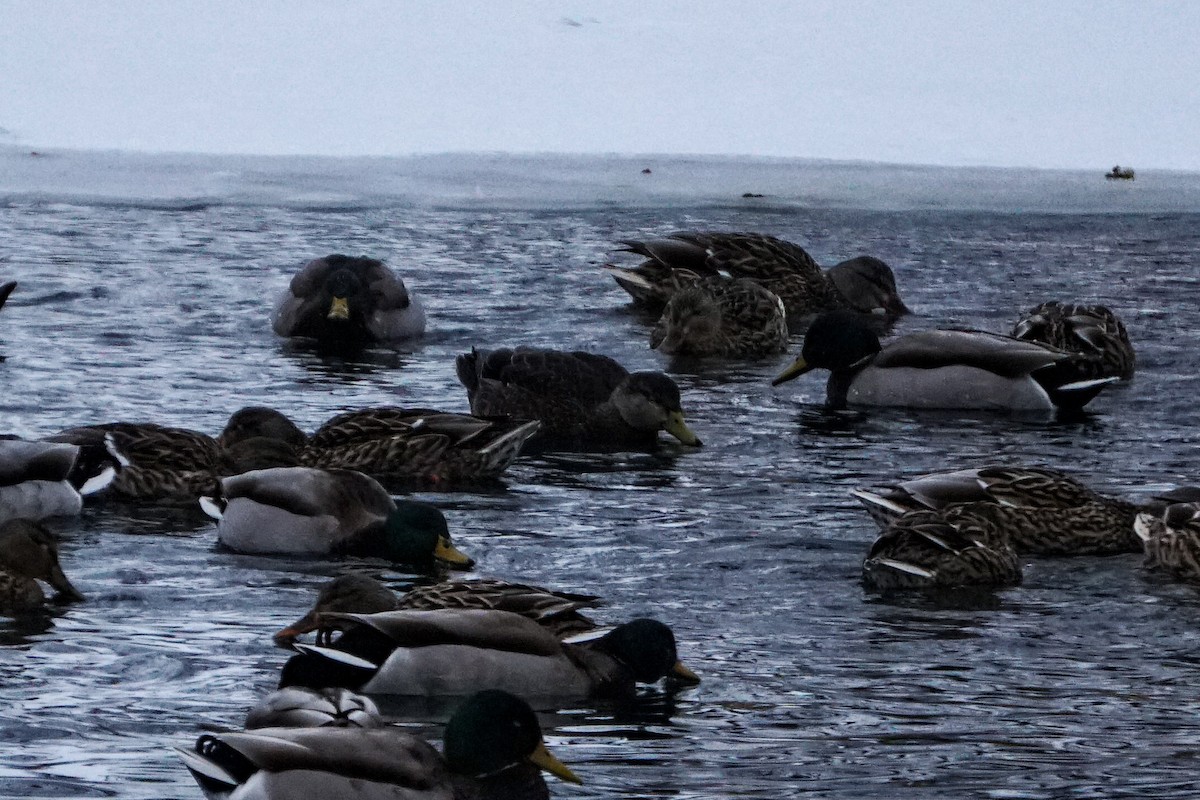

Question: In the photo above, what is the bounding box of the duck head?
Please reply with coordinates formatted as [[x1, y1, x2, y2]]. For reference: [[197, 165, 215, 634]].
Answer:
[[444, 690, 581, 784], [612, 372, 702, 446], [772, 310, 882, 385], [594, 618, 700, 684], [0, 519, 84, 603]]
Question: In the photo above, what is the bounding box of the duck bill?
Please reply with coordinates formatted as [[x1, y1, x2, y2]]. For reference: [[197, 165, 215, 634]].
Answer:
[[327, 296, 351, 320], [49, 564, 85, 603], [670, 660, 701, 684], [273, 610, 320, 645], [529, 740, 583, 785], [771, 356, 814, 386], [664, 411, 702, 446], [434, 537, 475, 569]]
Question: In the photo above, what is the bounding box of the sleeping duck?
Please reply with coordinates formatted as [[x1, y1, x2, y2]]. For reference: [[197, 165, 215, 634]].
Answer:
[[0, 518, 85, 614], [853, 465, 1143, 556], [456, 347, 702, 449], [271, 254, 426, 345], [177, 689, 580, 799], [274, 574, 601, 645], [862, 508, 1022, 591], [650, 277, 788, 358], [280, 609, 699, 701], [0, 438, 115, 523], [605, 232, 908, 322], [218, 405, 541, 487], [1011, 301, 1135, 380], [772, 311, 1117, 412], [200, 466, 473, 569]]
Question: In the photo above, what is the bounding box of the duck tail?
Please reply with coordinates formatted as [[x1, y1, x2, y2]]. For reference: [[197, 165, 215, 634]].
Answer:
[[455, 349, 482, 396], [1046, 376, 1119, 411]]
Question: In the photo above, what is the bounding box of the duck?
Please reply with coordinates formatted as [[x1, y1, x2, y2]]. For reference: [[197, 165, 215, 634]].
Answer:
[[1135, 501, 1200, 581], [605, 232, 908, 322], [47, 422, 297, 502], [274, 574, 601, 645], [243, 686, 383, 730], [176, 689, 580, 800], [853, 465, 1144, 555], [455, 347, 702, 449], [217, 405, 541, 487], [772, 310, 1117, 412], [1011, 301, 1136, 380], [649, 277, 788, 358], [271, 254, 426, 345], [862, 508, 1022, 591], [0, 438, 116, 524], [199, 466, 474, 569], [0, 518, 85, 614], [279, 609, 699, 701]]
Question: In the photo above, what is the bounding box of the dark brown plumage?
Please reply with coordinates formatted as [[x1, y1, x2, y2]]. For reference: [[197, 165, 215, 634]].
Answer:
[[1012, 301, 1135, 380], [650, 277, 788, 358]]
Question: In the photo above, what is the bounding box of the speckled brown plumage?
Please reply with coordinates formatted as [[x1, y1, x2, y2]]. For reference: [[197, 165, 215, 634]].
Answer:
[[1136, 502, 1200, 581], [1012, 301, 1135, 380], [650, 277, 788, 358], [862, 509, 1022, 591]]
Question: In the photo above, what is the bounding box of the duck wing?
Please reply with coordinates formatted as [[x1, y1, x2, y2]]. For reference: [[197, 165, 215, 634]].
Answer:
[[873, 330, 1065, 377]]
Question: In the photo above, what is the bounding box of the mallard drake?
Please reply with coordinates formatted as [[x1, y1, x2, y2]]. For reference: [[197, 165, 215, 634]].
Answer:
[[200, 466, 474, 569], [650, 277, 788, 358], [772, 310, 1117, 412], [48, 422, 296, 502], [274, 574, 601, 645], [862, 508, 1022, 591], [455, 347, 702, 449], [853, 465, 1143, 555], [0, 438, 115, 524], [280, 609, 699, 700], [605, 232, 908, 321], [1135, 501, 1200, 581], [1011, 301, 1136, 380], [271, 254, 426, 345], [244, 686, 383, 730], [177, 689, 580, 799], [0, 518, 85, 613]]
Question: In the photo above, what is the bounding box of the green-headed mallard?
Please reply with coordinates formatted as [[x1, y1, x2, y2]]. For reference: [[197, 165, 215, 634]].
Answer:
[[274, 574, 601, 645], [218, 406, 540, 487], [280, 609, 699, 700], [177, 689, 580, 799], [772, 310, 1117, 412], [200, 466, 473, 570], [455, 347, 702, 449], [605, 232, 908, 321], [853, 465, 1143, 555], [650, 277, 788, 358], [1011, 301, 1136, 380], [272, 254, 426, 345], [0, 518, 85, 613], [48, 422, 296, 502], [1135, 500, 1200, 581], [1, 438, 115, 523], [244, 686, 383, 730], [862, 508, 1022, 591]]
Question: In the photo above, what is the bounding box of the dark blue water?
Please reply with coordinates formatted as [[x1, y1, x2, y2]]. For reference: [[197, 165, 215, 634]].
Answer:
[[1, 152, 1199, 799]]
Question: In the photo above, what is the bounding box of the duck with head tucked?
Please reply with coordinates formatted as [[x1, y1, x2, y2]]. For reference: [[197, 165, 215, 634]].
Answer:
[[177, 689, 580, 800], [862, 508, 1022, 592], [772, 311, 1117, 413], [280, 609, 699, 701], [274, 574, 602, 645], [1135, 492, 1200, 581], [853, 464, 1146, 556], [0, 518, 84, 614], [272, 254, 426, 346], [1011, 301, 1135, 380], [605, 232, 908, 324], [456, 347, 702, 450], [0, 438, 116, 524], [200, 466, 474, 570], [650, 277, 788, 358]]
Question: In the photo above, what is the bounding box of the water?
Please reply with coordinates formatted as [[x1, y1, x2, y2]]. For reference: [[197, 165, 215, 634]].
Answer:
[[1, 148, 1199, 799]]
